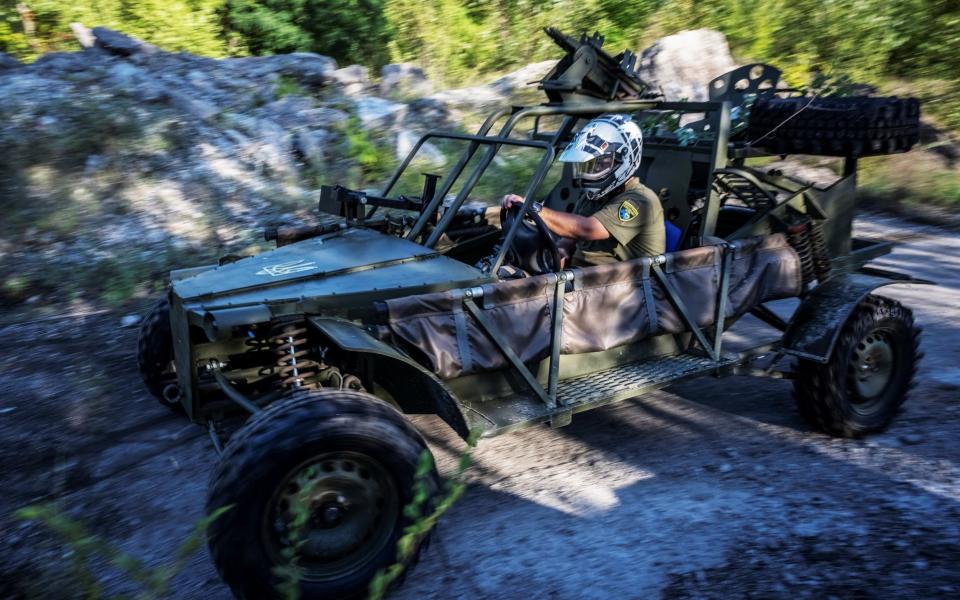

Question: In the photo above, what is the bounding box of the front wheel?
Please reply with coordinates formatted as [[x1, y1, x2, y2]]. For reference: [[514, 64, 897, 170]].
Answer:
[[206, 390, 439, 599], [136, 296, 183, 413], [793, 295, 922, 437]]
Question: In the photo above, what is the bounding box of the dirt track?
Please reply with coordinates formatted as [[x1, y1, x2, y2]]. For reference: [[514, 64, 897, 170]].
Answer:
[[1, 212, 958, 599]]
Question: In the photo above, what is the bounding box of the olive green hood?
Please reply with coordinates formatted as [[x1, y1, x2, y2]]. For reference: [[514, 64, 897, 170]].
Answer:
[[172, 227, 486, 309]]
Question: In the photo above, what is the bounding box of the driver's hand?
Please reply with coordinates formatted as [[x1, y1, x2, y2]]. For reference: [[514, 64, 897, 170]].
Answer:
[[500, 194, 524, 210]]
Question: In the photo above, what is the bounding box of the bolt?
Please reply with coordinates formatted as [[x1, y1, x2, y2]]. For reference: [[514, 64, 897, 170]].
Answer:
[[323, 505, 342, 523]]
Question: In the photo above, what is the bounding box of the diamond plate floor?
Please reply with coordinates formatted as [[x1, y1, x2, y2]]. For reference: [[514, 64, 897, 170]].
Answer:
[[465, 353, 738, 435]]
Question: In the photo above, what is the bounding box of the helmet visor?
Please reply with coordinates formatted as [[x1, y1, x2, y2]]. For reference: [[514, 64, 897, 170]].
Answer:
[[571, 152, 617, 181]]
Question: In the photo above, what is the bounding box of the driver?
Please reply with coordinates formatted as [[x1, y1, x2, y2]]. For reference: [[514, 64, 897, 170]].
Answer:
[[501, 114, 665, 266]]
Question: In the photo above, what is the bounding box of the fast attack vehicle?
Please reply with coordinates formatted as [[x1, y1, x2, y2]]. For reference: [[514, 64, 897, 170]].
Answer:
[[137, 29, 926, 599]]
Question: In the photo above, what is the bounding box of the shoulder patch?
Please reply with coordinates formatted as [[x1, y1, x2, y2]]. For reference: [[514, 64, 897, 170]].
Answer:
[[618, 200, 639, 222]]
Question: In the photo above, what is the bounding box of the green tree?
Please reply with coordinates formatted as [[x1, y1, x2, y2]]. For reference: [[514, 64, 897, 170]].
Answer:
[[0, 0, 228, 60], [221, 0, 392, 67]]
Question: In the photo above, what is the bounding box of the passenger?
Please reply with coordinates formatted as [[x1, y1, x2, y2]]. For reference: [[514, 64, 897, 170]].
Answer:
[[501, 114, 665, 266]]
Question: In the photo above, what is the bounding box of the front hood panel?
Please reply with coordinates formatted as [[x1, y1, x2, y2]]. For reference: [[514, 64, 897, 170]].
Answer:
[[173, 227, 484, 306]]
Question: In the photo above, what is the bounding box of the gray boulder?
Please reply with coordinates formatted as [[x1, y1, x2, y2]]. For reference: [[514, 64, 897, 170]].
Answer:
[[331, 65, 369, 95], [395, 129, 445, 164], [277, 53, 338, 86], [224, 53, 336, 86], [354, 96, 406, 128], [404, 97, 454, 129], [261, 95, 316, 128], [0, 52, 21, 71], [92, 27, 158, 56], [31, 52, 89, 73], [639, 29, 735, 101], [105, 62, 168, 102], [426, 60, 554, 110], [295, 129, 330, 168], [168, 91, 219, 122], [297, 107, 349, 129], [107, 62, 144, 88], [380, 63, 433, 98]]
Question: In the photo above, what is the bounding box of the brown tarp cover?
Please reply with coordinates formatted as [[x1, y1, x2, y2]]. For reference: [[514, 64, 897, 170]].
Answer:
[[384, 234, 802, 379]]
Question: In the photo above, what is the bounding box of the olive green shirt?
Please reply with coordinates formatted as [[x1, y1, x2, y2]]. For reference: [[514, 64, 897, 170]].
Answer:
[[574, 178, 666, 266]]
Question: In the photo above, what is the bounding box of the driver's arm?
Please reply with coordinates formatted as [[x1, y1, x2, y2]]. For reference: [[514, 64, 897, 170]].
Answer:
[[501, 194, 609, 241]]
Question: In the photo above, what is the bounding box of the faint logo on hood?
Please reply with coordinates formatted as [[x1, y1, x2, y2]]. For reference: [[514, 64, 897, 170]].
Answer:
[[256, 259, 318, 277]]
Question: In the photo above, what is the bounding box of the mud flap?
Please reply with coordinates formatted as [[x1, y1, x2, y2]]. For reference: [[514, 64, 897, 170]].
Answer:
[[781, 270, 933, 363], [307, 316, 472, 439]]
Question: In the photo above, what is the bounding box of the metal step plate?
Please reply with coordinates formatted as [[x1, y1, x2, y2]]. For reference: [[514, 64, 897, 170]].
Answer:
[[463, 353, 738, 436], [557, 353, 728, 406]]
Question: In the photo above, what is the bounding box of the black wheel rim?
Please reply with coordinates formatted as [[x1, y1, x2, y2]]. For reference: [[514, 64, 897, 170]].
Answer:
[[848, 327, 895, 411], [264, 451, 399, 582]]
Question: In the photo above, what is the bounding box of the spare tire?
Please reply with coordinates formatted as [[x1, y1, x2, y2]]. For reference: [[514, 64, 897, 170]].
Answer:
[[747, 96, 920, 157]]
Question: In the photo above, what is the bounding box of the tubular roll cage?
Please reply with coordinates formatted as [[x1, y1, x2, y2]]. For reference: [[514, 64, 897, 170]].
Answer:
[[447, 241, 738, 409], [373, 100, 733, 274]]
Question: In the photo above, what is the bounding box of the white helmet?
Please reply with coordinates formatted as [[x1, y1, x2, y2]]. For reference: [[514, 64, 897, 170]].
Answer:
[[558, 114, 643, 201]]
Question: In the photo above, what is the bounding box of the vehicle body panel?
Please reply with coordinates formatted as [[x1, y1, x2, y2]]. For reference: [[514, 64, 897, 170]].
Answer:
[[173, 227, 486, 307], [782, 271, 934, 363]]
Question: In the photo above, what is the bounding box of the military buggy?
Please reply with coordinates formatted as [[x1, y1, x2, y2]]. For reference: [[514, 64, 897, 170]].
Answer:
[[136, 30, 928, 599]]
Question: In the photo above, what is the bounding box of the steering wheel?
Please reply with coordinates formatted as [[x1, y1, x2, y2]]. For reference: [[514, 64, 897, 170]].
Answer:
[[500, 204, 562, 275]]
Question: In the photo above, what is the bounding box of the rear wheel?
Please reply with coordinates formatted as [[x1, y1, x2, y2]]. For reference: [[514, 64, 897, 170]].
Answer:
[[206, 389, 439, 600], [793, 295, 921, 437], [136, 296, 182, 413]]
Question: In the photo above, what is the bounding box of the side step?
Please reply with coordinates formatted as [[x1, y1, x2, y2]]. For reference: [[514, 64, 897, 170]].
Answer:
[[463, 353, 739, 437]]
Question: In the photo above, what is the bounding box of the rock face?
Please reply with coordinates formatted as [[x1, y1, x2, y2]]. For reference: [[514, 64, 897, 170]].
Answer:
[[332, 65, 370, 95], [92, 26, 158, 56], [427, 60, 555, 109], [380, 63, 433, 98], [0, 26, 563, 306], [0, 52, 20, 71], [639, 29, 736, 101], [0, 25, 753, 307]]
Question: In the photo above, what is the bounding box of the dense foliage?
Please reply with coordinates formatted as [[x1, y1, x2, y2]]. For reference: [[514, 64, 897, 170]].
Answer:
[[0, 0, 227, 58], [220, 0, 392, 67], [1, 0, 958, 123]]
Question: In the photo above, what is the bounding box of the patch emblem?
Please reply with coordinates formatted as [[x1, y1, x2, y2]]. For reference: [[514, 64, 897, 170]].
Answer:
[[256, 259, 318, 277], [618, 200, 639, 222]]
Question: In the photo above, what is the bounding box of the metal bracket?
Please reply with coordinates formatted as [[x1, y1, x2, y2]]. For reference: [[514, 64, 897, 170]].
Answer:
[[750, 304, 789, 331], [208, 421, 224, 455], [548, 272, 571, 406], [712, 245, 733, 358], [461, 296, 555, 408], [651, 261, 720, 362]]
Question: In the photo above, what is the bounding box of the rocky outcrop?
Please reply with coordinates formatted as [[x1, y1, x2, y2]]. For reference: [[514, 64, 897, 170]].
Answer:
[[427, 60, 555, 109], [380, 63, 433, 98], [0, 26, 561, 305], [0, 25, 757, 307], [639, 29, 736, 101], [0, 52, 21, 71], [92, 26, 159, 56]]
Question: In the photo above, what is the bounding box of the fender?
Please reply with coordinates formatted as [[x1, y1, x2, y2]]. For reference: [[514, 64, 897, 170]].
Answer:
[[307, 316, 472, 439], [782, 268, 933, 363]]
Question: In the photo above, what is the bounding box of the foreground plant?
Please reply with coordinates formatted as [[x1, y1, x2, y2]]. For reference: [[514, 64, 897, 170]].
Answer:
[[366, 426, 482, 600], [14, 503, 231, 600]]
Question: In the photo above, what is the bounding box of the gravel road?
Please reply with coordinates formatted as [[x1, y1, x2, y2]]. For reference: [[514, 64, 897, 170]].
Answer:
[[1, 212, 958, 599]]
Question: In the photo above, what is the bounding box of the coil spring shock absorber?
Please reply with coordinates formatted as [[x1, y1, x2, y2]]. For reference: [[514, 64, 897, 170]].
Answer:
[[807, 220, 832, 281], [270, 323, 320, 389], [786, 220, 816, 286]]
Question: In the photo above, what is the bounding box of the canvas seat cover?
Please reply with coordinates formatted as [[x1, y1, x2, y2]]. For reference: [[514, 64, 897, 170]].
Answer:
[[383, 234, 802, 379]]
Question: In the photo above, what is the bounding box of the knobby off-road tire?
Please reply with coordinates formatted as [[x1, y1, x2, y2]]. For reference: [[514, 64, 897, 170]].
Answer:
[[747, 96, 920, 157], [793, 295, 922, 437], [136, 296, 183, 413], [206, 389, 440, 600]]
